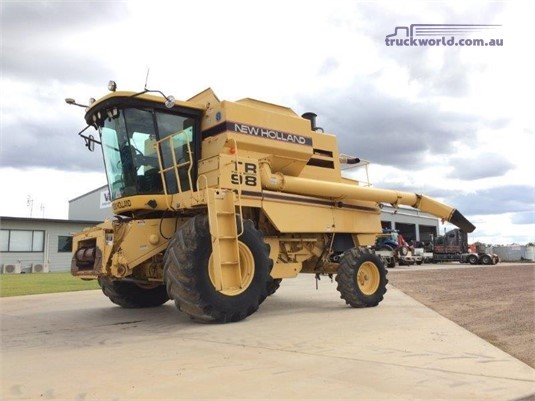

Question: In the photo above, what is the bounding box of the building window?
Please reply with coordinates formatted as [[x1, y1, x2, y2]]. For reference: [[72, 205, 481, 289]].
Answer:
[[0, 230, 8, 252], [58, 236, 73, 253], [0, 229, 45, 252]]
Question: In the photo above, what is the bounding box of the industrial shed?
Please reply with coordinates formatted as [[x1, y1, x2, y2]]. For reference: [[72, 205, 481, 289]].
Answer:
[[0, 217, 100, 273], [380, 205, 439, 243]]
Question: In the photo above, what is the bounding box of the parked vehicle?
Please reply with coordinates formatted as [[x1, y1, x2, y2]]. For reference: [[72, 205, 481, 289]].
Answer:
[[430, 229, 499, 265], [67, 83, 475, 322], [374, 229, 423, 268]]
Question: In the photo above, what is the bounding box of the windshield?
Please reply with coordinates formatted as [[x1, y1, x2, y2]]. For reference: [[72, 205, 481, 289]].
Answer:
[[100, 107, 196, 201]]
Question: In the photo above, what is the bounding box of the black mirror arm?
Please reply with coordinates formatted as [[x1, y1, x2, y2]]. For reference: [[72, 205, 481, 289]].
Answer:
[[77, 125, 102, 152]]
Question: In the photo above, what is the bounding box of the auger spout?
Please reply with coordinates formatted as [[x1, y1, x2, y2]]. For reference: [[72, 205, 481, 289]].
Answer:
[[259, 162, 475, 233]]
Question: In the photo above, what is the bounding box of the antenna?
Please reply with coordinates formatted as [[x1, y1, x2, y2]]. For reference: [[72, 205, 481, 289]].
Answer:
[[27, 195, 34, 217], [144, 67, 150, 90]]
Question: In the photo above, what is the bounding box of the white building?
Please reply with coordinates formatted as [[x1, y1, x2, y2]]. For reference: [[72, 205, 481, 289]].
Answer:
[[380, 205, 439, 243], [0, 216, 101, 273], [68, 185, 112, 222]]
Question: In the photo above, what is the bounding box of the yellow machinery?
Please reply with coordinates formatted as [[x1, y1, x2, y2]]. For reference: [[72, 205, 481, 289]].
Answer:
[[68, 83, 475, 322]]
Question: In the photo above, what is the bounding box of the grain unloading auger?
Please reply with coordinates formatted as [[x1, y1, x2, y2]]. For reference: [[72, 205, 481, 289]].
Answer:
[[258, 162, 474, 233], [68, 83, 475, 323]]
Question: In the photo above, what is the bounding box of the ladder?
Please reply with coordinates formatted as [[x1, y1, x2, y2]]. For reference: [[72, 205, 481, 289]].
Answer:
[[206, 188, 242, 292]]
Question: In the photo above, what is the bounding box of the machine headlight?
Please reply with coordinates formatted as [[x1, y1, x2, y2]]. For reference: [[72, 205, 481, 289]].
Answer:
[[108, 80, 117, 92]]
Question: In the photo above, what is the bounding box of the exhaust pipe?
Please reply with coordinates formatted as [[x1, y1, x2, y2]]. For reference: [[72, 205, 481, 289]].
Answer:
[[301, 112, 323, 132], [301, 112, 317, 131]]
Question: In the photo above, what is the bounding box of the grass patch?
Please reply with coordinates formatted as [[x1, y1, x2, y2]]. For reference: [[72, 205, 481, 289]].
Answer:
[[0, 272, 100, 297]]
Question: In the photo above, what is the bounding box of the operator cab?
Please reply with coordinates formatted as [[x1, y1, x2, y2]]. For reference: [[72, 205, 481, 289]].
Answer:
[[84, 93, 203, 206]]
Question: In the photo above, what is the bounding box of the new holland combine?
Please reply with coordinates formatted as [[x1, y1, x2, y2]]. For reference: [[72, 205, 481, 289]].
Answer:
[[68, 82, 475, 322]]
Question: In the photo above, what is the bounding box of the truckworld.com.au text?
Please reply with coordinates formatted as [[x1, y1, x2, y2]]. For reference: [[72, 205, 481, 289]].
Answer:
[[385, 37, 503, 46]]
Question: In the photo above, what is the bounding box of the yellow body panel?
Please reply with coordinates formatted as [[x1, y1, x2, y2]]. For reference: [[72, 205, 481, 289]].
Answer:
[[72, 217, 185, 279]]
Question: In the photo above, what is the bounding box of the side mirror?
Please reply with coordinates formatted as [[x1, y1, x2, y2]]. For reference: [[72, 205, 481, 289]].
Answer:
[[86, 134, 96, 152], [77, 126, 101, 152]]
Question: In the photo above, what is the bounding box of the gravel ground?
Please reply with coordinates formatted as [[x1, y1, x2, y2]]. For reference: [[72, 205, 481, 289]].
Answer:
[[387, 263, 535, 368]]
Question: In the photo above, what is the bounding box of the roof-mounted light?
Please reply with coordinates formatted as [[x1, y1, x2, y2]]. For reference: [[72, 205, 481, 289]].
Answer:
[[65, 98, 88, 108], [108, 80, 117, 92], [165, 96, 175, 108]]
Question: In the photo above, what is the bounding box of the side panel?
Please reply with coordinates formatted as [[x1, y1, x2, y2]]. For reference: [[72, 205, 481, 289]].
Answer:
[[260, 192, 334, 234], [210, 101, 315, 176], [117, 218, 183, 269], [218, 155, 262, 192], [332, 206, 382, 233], [71, 217, 187, 279], [256, 191, 381, 236]]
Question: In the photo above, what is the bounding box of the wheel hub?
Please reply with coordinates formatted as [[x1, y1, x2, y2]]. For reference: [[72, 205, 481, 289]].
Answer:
[[208, 241, 255, 296], [357, 261, 381, 295]]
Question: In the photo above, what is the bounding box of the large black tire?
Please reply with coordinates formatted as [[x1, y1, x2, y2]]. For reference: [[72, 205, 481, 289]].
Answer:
[[164, 215, 272, 323], [481, 254, 492, 265], [467, 254, 479, 265], [335, 248, 388, 308], [98, 277, 169, 308], [266, 278, 282, 296]]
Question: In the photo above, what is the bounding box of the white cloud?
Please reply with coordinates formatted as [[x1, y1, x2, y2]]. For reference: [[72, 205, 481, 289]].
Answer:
[[0, 0, 533, 244], [0, 168, 105, 219]]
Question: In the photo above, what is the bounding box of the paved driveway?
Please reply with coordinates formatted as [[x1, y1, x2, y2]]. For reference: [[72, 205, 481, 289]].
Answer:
[[2, 275, 534, 401]]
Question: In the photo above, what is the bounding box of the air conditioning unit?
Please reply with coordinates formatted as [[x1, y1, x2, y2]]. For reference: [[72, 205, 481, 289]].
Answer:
[[2, 263, 22, 274], [31, 263, 50, 273]]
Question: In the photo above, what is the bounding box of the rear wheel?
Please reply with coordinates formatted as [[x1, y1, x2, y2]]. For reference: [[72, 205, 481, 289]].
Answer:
[[336, 248, 388, 308], [467, 254, 479, 265], [481, 254, 492, 265], [164, 215, 272, 323], [98, 277, 169, 308]]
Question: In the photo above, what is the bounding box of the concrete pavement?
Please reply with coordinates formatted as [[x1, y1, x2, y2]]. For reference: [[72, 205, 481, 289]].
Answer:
[[1, 275, 534, 401]]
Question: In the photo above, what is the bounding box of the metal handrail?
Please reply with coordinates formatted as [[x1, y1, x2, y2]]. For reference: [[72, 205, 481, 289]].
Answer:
[[154, 130, 193, 209]]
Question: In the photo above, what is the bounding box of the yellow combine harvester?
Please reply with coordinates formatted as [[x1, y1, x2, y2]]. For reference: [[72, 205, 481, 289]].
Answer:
[[68, 83, 475, 322]]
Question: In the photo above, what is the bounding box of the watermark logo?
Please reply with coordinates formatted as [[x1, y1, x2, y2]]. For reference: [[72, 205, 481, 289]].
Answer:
[[385, 24, 503, 47]]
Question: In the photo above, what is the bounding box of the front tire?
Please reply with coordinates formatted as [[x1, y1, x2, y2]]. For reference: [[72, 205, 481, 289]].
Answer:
[[266, 278, 282, 296], [98, 277, 169, 308], [164, 215, 272, 323], [335, 248, 388, 308]]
